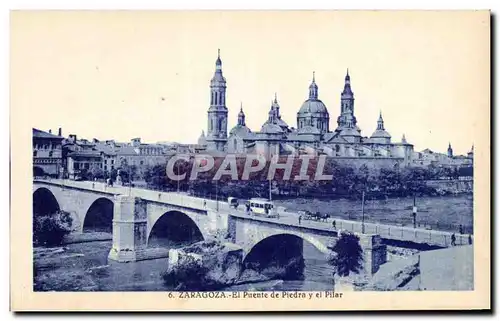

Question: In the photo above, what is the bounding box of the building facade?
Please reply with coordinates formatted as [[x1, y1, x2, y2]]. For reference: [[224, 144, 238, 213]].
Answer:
[[33, 128, 64, 177]]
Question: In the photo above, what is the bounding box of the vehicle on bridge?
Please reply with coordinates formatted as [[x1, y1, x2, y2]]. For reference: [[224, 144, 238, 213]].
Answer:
[[248, 198, 279, 218], [228, 197, 239, 209], [299, 210, 330, 222]]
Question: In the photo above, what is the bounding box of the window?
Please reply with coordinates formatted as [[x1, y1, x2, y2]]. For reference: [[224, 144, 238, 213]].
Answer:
[[104, 165, 107, 171], [111, 160, 115, 164], [140, 160, 144, 165], [74, 163, 79, 170], [33, 150, 37, 157], [49, 151, 53, 157], [85, 163, 90, 169]]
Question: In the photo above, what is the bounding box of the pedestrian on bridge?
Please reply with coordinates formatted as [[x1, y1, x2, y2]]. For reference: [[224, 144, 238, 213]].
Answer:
[[451, 233, 456, 246], [459, 224, 464, 235], [332, 220, 336, 229], [203, 200, 207, 208], [298, 215, 302, 225], [468, 234, 473, 245]]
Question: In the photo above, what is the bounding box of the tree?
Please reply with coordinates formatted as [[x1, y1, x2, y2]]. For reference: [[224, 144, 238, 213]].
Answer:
[[33, 210, 73, 246], [90, 166, 104, 180], [109, 168, 118, 182], [327, 231, 363, 277], [144, 164, 168, 190]]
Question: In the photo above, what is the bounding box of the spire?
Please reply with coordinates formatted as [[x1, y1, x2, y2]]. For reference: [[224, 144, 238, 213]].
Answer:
[[342, 68, 353, 97], [402, 134, 407, 144], [238, 102, 245, 126], [309, 71, 318, 100], [377, 111, 385, 130], [274, 92, 278, 103], [447, 142, 453, 157], [215, 48, 222, 71]]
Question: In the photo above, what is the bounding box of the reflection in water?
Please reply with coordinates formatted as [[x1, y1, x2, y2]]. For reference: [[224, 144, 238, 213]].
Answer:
[[34, 240, 334, 292]]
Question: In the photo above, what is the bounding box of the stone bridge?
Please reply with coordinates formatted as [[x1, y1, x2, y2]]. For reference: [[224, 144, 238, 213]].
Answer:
[[33, 179, 468, 275], [227, 212, 386, 274], [33, 180, 228, 262]]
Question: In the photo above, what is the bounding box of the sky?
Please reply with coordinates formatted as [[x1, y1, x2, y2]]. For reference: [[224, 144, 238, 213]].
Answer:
[[11, 11, 489, 155]]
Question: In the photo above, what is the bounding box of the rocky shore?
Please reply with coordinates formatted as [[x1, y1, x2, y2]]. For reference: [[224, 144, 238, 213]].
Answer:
[[161, 239, 305, 291]]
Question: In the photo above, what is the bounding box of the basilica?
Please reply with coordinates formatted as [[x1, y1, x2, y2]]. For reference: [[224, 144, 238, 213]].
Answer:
[[198, 51, 414, 167]]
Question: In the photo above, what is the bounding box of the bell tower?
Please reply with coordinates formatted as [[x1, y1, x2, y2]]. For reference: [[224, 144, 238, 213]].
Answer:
[[337, 69, 358, 130], [206, 49, 228, 151]]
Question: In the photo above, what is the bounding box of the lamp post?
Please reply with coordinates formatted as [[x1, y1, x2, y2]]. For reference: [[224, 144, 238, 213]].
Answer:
[[216, 179, 219, 211], [269, 179, 272, 201], [361, 190, 366, 234], [412, 193, 417, 228], [176, 161, 180, 193]]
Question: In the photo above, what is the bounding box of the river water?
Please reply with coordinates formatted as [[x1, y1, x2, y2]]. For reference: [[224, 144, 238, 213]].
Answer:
[[34, 240, 336, 292]]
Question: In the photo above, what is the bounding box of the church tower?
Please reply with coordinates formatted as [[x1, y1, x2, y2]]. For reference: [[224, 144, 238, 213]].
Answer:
[[206, 49, 228, 151], [336, 69, 358, 131], [447, 142, 453, 157]]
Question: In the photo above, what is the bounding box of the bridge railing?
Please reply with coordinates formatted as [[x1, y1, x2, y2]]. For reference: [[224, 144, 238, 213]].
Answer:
[[330, 219, 472, 247]]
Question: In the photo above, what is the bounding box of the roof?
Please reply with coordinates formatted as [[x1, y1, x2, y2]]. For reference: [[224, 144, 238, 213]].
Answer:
[[339, 127, 361, 137], [116, 145, 139, 156], [298, 99, 329, 115], [324, 134, 349, 144], [260, 123, 284, 134], [32, 128, 64, 140], [93, 143, 117, 156], [68, 150, 102, 158], [370, 129, 392, 139], [229, 124, 251, 137]]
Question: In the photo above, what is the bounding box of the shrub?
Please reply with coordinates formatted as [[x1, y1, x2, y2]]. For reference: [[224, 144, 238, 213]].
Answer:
[[33, 210, 73, 246], [328, 231, 364, 277]]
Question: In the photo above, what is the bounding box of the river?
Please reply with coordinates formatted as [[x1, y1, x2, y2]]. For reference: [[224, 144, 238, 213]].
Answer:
[[275, 194, 473, 233], [33, 240, 337, 292]]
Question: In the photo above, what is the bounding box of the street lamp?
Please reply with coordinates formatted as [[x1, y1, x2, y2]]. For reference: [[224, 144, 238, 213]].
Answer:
[[216, 179, 219, 211], [412, 193, 417, 228], [361, 190, 366, 234], [269, 179, 272, 201]]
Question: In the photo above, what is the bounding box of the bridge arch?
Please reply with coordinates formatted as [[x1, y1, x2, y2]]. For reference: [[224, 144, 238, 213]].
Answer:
[[242, 233, 330, 280], [147, 210, 205, 248], [82, 197, 114, 233], [244, 230, 330, 259], [33, 187, 60, 216]]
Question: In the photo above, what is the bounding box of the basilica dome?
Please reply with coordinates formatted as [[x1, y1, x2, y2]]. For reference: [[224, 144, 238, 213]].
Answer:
[[298, 99, 329, 115], [229, 124, 251, 137], [370, 129, 391, 139], [261, 123, 284, 134]]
